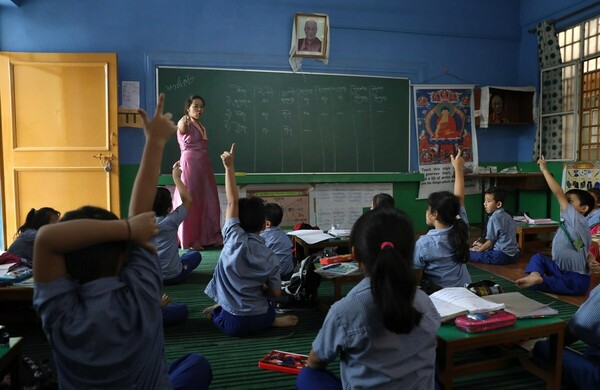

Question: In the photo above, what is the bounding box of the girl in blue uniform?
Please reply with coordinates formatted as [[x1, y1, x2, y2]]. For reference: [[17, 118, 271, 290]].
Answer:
[[414, 150, 471, 289], [297, 207, 441, 389], [7, 207, 60, 264]]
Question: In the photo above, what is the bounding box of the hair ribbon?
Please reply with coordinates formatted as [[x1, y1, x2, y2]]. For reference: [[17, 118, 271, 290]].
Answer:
[[380, 241, 395, 250]]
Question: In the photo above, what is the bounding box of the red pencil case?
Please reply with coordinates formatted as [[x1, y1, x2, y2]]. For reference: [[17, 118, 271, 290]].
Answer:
[[454, 310, 516, 333]]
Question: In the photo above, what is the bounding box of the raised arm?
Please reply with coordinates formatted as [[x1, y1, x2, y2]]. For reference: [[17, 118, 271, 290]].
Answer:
[[130, 94, 177, 216], [221, 144, 238, 220], [451, 149, 465, 206], [33, 212, 158, 283], [172, 161, 192, 211], [538, 155, 568, 211]]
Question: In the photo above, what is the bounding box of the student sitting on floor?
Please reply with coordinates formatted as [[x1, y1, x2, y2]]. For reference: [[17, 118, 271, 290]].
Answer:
[[296, 207, 440, 389], [532, 283, 600, 388], [469, 187, 520, 264], [7, 207, 60, 265], [371, 193, 395, 209], [32, 94, 212, 389], [260, 203, 295, 281], [414, 149, 472, 289], [203, 143, 299, 336], [516, 155, 597, 296], [153, 161, 202, 285]]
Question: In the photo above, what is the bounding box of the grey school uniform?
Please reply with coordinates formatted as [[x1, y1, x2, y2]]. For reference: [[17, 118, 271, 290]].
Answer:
[[414, 206, 472, 287], [311, 278, 440, 389], [260, 226, 294, 279], [7, 229, 37, 261], [205, 217, 280, 316], [487, 208, 519, 256], [553, 204, 591, 274], [155, 205, 187, 279]]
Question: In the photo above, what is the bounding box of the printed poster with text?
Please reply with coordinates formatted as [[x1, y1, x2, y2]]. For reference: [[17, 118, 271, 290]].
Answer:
[[413, 85, 479, 199]]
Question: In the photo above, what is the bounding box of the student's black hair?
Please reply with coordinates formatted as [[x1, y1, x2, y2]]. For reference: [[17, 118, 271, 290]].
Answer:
[[60, 206, 128, 285], [588, 188, 600, 207], [566, 189, 596, 216], [427, 191, 469, 263], [239, 196, 266, 233], [350, 207, 422, 334], [372, 193, 395, 209], [485, 187, 506, 204], [183, 95, 206, 114], [153, 186, 172, 217], [264, 203, 284, 226], [14, 207, 61, 239]]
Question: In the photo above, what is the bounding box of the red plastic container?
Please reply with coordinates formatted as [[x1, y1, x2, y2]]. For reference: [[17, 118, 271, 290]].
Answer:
[[454, 310, 516, 333]]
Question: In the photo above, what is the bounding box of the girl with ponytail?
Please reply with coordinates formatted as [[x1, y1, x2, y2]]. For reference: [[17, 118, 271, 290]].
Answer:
[[297, 207, 440, 389], [7, 207, 60, 263], [414, 149, 472, 290]]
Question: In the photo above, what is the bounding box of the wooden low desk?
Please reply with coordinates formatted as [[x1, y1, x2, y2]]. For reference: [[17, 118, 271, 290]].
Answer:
[[0, 286, 37, 324], [0, 337, 23, 390], [516, 223, 559, 251], [291, 235, 350, 260], [436, 317, 565, 390]]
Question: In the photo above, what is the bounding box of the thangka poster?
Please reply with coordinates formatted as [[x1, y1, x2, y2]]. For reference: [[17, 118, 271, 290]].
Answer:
[[563, 162, 600, 191], [413, 85, 479, 199]]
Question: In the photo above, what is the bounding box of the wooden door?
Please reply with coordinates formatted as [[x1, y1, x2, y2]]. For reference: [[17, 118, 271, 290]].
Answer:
[[0, 52, 120, 244]]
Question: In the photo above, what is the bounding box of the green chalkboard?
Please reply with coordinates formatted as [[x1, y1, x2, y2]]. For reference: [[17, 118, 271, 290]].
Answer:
[[157, 67, 410, 174]]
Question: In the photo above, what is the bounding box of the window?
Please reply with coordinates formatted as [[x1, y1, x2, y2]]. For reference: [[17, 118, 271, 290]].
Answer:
[[547, 17, 600, 160]]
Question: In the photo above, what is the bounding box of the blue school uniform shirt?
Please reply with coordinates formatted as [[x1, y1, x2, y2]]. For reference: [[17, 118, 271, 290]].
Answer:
[[569, 284, 600, 354], [33, 246, 170, 389], [486, 208, 519, 256], [205, 217, 280, 316], [260, 226, 294, 278], [154, 205, 187, 279], [311, 278, 440, 389], [553, 204, 591, 274], [414, 206, 472, 287], [586, 208, 600, 229], [7, 229, 37, 262]]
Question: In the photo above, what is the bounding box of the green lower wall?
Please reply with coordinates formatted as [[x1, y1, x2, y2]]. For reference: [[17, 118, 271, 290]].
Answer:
[[119, 162, 562, 229]]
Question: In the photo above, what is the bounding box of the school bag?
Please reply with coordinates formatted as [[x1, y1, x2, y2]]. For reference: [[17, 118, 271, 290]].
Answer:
[[281, 255, 321, 306]]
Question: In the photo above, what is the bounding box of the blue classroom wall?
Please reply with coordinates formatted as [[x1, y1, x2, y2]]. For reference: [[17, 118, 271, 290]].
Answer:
[[1, 0, 600, 228]]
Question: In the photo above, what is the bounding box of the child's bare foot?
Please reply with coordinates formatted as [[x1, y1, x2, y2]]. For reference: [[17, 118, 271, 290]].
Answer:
[[515, 272, 543, 289], [190, 245, 204, 251], [272, 315, 299, 328], [203, 304, 219, 319]]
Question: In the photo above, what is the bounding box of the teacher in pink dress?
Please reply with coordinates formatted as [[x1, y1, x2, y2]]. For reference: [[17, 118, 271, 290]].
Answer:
[[173, 95, 222, 250]]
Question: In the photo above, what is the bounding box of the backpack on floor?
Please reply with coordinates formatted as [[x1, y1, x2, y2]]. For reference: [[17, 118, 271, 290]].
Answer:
[[281, 255, 321, 305]]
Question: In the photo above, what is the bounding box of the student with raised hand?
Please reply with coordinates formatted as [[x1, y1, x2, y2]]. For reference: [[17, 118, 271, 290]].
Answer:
[[516, 155, 596, 295], [32, 94, 212, 389], [153, 161, 202, 285], [297, 207, 440, 389], [469, 186, 520, 264], [414, 149, 472, 289], [7, 207, 60, 264], [532, 283, 600, 388], [203, 143, 299, 336]]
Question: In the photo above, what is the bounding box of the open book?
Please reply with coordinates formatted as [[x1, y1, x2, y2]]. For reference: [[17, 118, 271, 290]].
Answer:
[[429, 287, 505, 322], [523, 213, 557, 225], [482, 292, 558, 318], [287, 230, 333, 244]]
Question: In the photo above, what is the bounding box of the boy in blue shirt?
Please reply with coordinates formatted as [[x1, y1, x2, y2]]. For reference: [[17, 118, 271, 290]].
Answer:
[[470, 187, 520, 264], [153, 161, 201, 285], [203, 144, 299, 336], [32, 94, 212, 389], [260, 203, 294, 281], [516, 156, 597, 295]]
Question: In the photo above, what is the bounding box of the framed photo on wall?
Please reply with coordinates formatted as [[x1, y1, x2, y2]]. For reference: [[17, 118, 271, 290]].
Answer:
[[295, 13, 328, 58]]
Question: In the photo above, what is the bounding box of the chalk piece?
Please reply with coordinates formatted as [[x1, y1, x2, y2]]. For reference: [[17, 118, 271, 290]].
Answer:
[[235, 172, 247, 176]]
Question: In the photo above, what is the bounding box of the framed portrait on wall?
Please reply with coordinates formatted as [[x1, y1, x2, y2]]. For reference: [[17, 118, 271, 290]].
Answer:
[[295, 13, 328, 58]]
